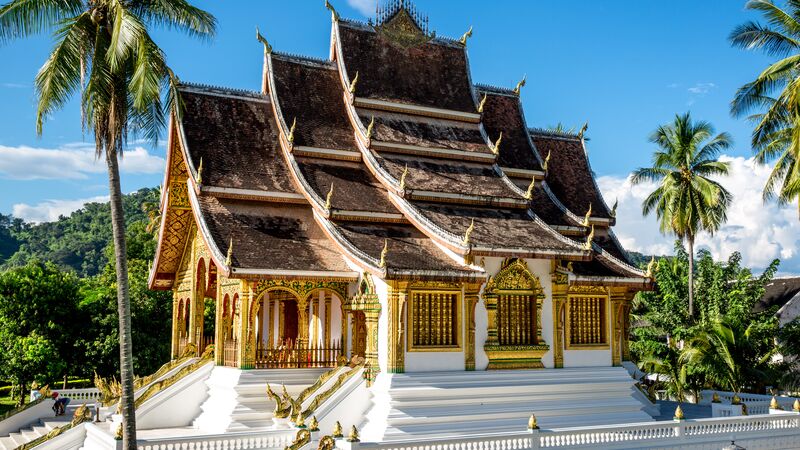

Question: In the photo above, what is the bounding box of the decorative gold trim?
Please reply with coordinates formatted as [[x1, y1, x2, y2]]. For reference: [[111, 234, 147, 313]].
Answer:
[[477, 93, 487, 113], [565, 291, 610, 350]]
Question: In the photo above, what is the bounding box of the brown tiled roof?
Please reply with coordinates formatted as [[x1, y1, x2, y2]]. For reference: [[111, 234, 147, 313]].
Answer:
[[594, 230, 633, 264], [295, 158, 397, 214], [479, 90, 543, 171], [531, 132, 613, 219], [755, 277, 800, 312], [374, 153, 520, 201], [196, 194, 350, 273], [529, 185, 571, 227], [571, 260, 627, 278], [362, 110, 490, 154], [179, 86, 297, 194], [270, 55, 355, 151], [337, 21, 476, 113], [410, 202, 584, 255]]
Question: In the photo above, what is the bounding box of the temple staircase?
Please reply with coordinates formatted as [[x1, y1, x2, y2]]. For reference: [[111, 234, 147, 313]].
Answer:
[[360, 366, 655, 441], [0, 404, 78, 450], [193, 367, 328, 432]]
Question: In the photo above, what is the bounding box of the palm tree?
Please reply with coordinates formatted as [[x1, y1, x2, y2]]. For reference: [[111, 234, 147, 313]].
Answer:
[[638, 340, 689, 402], [631, 113, 732, 317], [730, 0, 800, 217], [0, 1, 215, 448], [142, 186, 162, 237]]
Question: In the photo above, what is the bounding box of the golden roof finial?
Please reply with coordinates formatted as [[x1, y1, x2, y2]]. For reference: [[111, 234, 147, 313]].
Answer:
[[543, 150, 551, 173], [459, 25, 473, 45], [225, 238, 233, 266], [582, 203, 592, 227], [256, 27, 272, 54], [527, 413, 539, 430], [324, 0, 340, 20], [399, 164, 408, 191], [366, 115, 375, 140], [610, 198, 618, 218], [793, 398, 800, 412], [645, 256, 655, 278], [583, 225, 594, 251], [288, 117, 296, 144], [477, 93, 487, 113], [462, 219, 475, 246], [349, 71, 359, 94], [673, 405, 684, 420], [379, 239, 388, 268], [513, 74, 527, 95], [524, 176, 536, 200], [325, 183, 334, 210], [578, 121, 589, 140], [491, 132, 502, 155], [347, 425, 360, 442], [332, 421, 343, 438], [196, 157, 203, 185], [308, 415, 319, 431], [771, 396, 782, 410]]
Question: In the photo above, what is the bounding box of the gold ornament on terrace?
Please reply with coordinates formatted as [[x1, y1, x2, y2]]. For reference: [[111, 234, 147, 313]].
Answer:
[[347, 425, 360, 442], [115, 423, 123, 440], [459, 25, 473, 45], [256, 27, 272, 54], [712, 392, 721, 403], [317, 436, 336, 450], [732, 393, 741, 405], [366, 116, 375, 140], [294, 410, 306, 427], [225, 238, 233, 266], [610, 198, 618, 218], [348, 71, 359, 94], [524, 176, 536, 200], [477, 93, 487, 113], [196, 157, 203, 185], [324, 0, 339, 20], [582, 203, 592, 227], [583, 225, 594, 251], [491, 132, 503, 155], [462, 219, 475, 246], [308, 415, 319, 431], [399, 164, 408, 191], [793, 399, 800, 412], [673, 405, 684, 420], [513, 74, 527, 95], [266, 384, 292, 418], [325, 183, 334, 210], [332, 421, 343, 438], [379, 239, 388, 268], [578, 121, 588, 140], [543, 150, 551, 173], [771, 396, 782, 410], [528, 413, 539, 430], [288, 117, 297, 144]]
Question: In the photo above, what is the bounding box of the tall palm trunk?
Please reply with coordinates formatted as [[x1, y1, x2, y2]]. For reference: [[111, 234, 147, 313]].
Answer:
[[105, 146, 137, 448], [687, 236, 695, 319]]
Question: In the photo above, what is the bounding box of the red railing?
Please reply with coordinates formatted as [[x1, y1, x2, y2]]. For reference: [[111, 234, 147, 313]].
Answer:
[[254, 340, 342, 369]]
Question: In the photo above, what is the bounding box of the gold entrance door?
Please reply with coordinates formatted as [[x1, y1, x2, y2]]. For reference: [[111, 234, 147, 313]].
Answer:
[[282, 299, 299, 345], [352, 311, 367, 358]]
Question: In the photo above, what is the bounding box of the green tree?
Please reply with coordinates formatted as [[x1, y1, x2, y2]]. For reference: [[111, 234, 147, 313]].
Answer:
[[631, 113, 733, 317], [730, 0, 800, 216], [0, 2, 215, 446], [1, 334, 64, 406]]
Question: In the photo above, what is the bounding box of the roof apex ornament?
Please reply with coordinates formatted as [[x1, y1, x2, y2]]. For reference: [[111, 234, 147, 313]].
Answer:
[[288, 117, 296, 144], [527, 413, 539, 430], [459, 25, 473, 45], [524, 176, 536, 200], [543, 150, 551, 173], [645, 256, 655, 278], [462, 218, 475, 246], [196, 157, 203, 185], [366, 116, 375, 140], [583, 225, 594, 251], [324, 0, 340, 20], [578, 121, 588, 140], [490, 132, 502, 155], [399, 164, 408, 191], [513, 74, 526, 95], [349, 71, 359, 94], [225, 238, 233, 266], [582, 203, 592, 227], [325, 183, 334, 210], [255, 27, 272, 54], [477, 93, 487, 113], [379, 239, 388, 268], [610, 198, 618, 218]]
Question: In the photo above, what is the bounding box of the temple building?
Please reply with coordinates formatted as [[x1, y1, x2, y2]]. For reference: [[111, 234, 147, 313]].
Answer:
[[148, 0, 652, 379]]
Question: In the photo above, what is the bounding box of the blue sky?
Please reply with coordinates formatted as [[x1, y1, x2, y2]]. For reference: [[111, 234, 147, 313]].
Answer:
[[1, 0, 798, 274]]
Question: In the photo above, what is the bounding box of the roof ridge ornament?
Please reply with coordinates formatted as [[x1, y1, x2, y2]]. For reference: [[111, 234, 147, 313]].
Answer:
[[477, 93, 487, 113], [288, 117, 296, 144], [225, 238, 233, 266], [325, 183, 334, 210], [578, 121, 588, 140], [462, 219, 475, 246], [399, 164, 408, 191], [524, 177, 536, 200], [582, 203, 592, 227], [196, 157, 203, 185], [543, 150, 551, 173], [583, 225, 594, 251], [610, 198, 618, 218], [459, 25, 472, 45], [256, 27, 272, 54], [324, 0, 340, 20], [379, 239, 388, 268], [349, 71, 359, 94], [645, 256, 655, 278], [366, 116, 375, 141], [490, 132, 502, 155], [513, 74, 526, 95]]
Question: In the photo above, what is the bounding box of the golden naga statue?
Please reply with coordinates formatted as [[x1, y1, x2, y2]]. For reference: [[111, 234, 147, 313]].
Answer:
[[266, 383, 293, 419], [317, 435, 336, 450]]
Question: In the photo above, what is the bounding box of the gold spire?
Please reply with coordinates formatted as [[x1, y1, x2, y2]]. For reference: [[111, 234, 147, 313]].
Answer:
[[673, 405, 684, 420], [490, 132, 502, 155], [477, 93, 487, 113], [332, 421, 343, 438], [366, 116, 375, 140], [513, 74, 527, 95], [399, 164, 408, 191], [793, 399, 800, 412], [527, 413, 539, 430], [578, 121, 588, 140], [379, 239, 388, 268], [256, 27, 272, 54], [288, 117, 296, 144], [582, 203, 592, 227], [347, 425, 360, 442], [225, 238, 233, 266], [712, 391, 721, 403], [324, 0, 339, 20], [196, 157, 203, 185], [459, 25, 473, 45], [462, 219, 475, 246], [770, 396, 782, 410], [645, 256, 655, 278], [294, 410, 306, 427], [348, 71, 359, 94], [610, 198, 618, 218], [543, 150, 551, 173], [325, 183, 334, 210], [524, 176, 536, 200], [308, 416, 319, 431], [583, 225, 594, 251]]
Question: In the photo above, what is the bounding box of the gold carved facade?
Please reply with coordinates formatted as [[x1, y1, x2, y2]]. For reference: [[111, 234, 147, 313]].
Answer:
[[566, 286, 609, 350], [408, 288, 461, 352]]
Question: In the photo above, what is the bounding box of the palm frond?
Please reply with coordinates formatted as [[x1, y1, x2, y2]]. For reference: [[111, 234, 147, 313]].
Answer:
[[0, 0, 82, 43]]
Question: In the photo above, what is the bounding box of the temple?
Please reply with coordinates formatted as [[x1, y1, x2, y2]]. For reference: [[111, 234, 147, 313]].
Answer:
[[148, 0, 652, 379]]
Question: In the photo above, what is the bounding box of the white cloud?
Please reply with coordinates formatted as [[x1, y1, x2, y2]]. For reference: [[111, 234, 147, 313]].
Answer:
[[0, 143, 165, 180], [347, 0, 377, 16], [598, 155, 800, 274], [13, 195, 109, 223], [687, 82, 716, 95], [1, 83, 27, 89]]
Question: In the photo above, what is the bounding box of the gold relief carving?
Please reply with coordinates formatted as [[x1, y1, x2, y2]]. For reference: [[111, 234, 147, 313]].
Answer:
[[168, 181, 190, 210], [568, 285, 609, 295], [253, 279, 350, 303], [464, 285, 480, 371], [485, 259, 545, 295], [408, 288, 462, 352], [565, 291, 609, 350], [375, 8, 434, 48]]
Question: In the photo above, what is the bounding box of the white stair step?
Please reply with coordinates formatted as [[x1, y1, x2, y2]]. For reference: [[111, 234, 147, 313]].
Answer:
[[0, 436, 17, 450]]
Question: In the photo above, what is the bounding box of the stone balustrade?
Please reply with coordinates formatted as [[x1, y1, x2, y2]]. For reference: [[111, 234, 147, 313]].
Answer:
[[135, 429, 297, 450], [30, 387, 101, 403]]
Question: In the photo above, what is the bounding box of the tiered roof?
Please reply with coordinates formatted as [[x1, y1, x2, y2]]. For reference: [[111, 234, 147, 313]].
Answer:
[[149, 1, 651, 290]]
